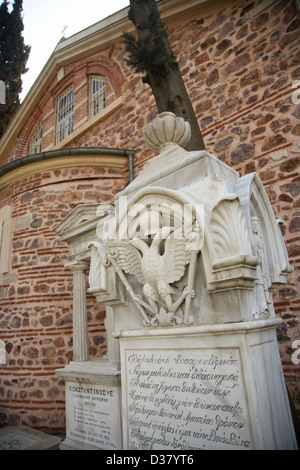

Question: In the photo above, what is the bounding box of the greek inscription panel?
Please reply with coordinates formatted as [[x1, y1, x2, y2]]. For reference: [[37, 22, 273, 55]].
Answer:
[[66, 382, 121, 450], [125, 348, 252, 450]]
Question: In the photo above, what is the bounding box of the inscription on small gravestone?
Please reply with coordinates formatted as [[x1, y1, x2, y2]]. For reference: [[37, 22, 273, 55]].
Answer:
[[125, 348, 251, 450], [66, 382, 122, 449], [0, 340, 6, 365]]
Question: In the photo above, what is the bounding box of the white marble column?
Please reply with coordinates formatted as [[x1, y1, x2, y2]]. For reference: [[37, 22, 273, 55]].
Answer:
[[69, 262, 89, 362], [105, 306, 120, 366]]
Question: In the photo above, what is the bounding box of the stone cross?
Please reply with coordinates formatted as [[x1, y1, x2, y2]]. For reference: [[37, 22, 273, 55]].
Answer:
[[60, 25, 68, 37]]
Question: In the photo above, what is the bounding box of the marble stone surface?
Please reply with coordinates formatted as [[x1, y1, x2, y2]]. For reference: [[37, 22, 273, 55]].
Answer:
[[57, 360, 122, 450], [0, 425, 61, 450], [55, 112, 298, 450], [118, 320, 297, 450]]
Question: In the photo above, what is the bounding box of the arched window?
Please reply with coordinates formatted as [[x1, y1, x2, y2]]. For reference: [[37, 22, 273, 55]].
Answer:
[[29, 120, 43, 154], [89, 76, 106, 118], [55, 85, 75, 144]]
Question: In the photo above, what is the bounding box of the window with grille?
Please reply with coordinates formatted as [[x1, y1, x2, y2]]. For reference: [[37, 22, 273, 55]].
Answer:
[[55, 85, 75, 144], [29, 120, 43, 154], [89, 76, 106, 117]]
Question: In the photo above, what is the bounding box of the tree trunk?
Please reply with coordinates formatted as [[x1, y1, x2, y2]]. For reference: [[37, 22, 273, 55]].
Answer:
[[127, 0, 205, 151]]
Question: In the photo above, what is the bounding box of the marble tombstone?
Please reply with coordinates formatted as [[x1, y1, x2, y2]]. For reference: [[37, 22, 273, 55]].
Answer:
[[55, 112, 298, 450]]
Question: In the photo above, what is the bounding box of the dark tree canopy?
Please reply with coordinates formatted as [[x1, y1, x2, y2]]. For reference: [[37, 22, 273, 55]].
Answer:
[[0, 0, 30, 138], [123, 0, 205, 151]]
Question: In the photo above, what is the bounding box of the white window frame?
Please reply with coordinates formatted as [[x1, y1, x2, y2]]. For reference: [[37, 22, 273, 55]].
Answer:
[[29, 120, 43, 154], [55, 85, 75, 144], [89, 76, 106, 118]]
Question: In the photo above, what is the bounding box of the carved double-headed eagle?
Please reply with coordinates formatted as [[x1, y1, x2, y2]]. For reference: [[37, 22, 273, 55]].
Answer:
[[115, 226, 190, 311], [106, 218, 201, 326]]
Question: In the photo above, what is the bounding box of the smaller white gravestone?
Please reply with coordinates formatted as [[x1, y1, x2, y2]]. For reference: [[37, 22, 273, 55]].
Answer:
[[65, 380, 122, 450], [54, 204, 123, 450]]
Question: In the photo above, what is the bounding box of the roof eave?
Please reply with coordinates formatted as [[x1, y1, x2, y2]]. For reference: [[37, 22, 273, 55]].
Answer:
[[0, 0, 211, 166]]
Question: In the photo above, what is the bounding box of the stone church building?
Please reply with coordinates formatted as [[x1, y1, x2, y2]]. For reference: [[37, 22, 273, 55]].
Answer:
[[0, 0, 299, 434]]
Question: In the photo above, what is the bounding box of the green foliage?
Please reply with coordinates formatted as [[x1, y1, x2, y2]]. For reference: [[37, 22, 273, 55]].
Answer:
[[0, 0, 30, 138], [122, 8, 175, 77]]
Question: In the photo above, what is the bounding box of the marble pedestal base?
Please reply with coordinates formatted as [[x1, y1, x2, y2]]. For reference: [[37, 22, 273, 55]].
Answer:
[[118, 318, 297, 450]]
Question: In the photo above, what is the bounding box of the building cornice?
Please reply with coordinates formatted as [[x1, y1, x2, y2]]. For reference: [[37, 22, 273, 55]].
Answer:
[[0, 147, 135, 191]]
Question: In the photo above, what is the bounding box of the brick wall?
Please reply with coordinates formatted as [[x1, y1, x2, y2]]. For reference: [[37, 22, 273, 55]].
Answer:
[[0, 166, 126, 432], [0, 0, 299, 431]]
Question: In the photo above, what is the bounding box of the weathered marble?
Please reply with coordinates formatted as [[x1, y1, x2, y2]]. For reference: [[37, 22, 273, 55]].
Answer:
[[87, 112, 297, 450]]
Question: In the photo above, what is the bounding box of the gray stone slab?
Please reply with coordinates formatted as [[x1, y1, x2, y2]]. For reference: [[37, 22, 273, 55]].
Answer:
[[0, 425, 61, 450]]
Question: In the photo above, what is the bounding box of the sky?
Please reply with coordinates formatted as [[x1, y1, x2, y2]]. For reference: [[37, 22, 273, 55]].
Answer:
[[19, 0, 130, 101]]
